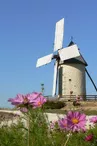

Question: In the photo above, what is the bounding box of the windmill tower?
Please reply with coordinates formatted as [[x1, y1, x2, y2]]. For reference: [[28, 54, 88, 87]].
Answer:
[[36, 18, 97, 99], [58, 41, 88, 98]]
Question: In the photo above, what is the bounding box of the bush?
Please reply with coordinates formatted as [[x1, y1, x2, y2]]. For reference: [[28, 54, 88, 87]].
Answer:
[[44, 101, 65, 109]]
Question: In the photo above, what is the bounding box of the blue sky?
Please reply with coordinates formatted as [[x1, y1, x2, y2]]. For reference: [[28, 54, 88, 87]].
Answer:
[[0, 0, 97, 107]]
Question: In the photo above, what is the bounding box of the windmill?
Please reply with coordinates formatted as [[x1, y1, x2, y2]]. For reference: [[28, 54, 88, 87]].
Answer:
[[36, 18, 80, 97]]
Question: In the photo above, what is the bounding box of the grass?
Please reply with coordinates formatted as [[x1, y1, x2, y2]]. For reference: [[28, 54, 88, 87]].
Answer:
[[45, 109, 97, 115], [0, 121, 27, 146]]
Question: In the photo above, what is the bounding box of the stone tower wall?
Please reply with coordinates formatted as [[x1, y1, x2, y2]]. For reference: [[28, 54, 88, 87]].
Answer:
[[58, 63, 86, 97]]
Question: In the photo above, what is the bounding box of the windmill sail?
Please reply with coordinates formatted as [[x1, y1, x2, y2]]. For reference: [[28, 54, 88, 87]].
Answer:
[[59, 44, 80, 61], [36, 54, 53, 67], [52, 61, 58, 97], [54, 18, 64, 52]]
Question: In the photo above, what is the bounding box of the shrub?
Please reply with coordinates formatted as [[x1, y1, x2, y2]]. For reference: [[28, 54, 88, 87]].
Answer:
[[73, 100, 81, 106], [44, 101, 65, 109]]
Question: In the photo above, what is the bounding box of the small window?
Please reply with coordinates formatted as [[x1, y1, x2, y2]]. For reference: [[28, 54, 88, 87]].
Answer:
[[69, 79, 71, 81]]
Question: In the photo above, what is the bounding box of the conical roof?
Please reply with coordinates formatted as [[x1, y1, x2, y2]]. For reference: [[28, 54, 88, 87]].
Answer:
[[68, 41, 75, 46]]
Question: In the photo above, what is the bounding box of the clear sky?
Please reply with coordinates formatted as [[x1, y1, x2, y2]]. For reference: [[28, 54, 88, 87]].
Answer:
[[0, 0, 97, 107]]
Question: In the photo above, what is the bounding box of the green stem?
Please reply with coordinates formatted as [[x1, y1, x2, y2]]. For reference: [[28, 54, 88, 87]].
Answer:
[[64, 132, 71, 146], [27, 114, 30, 146]]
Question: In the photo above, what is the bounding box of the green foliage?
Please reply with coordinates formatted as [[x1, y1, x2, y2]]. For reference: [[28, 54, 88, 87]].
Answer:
[[0, 121, 27, 146], [44, 101, 65, 109], [26, 108, 53, 146], [1, 108, 97, 146]]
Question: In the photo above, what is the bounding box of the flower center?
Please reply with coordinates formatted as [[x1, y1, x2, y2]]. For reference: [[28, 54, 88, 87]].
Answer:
[[64, 123, 67, 127], [72, 118, 79, 124], [23, 97, 29, 104], [38, 101, 41, 106]]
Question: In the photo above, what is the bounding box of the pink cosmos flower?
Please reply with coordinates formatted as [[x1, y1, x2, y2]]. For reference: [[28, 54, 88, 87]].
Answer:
[[27, 92, 42, 102], [8, 92, 47, 109], [8, 92, 41, 106], [20, 107, 28, 113], [76, 96, 83, 101], [8, 94, 24, 106], [66, 111, 86, 132], [58, 117, 68, 130], [85, 134, 93, 141], [31, 94, 47, 108], [90, 116, 97, 124], [50, 120, 57, 129], [8, 94, 32, 106]]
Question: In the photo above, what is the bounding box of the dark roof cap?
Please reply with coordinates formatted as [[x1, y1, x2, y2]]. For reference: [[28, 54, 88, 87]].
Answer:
[[68, 41, 75, 46]]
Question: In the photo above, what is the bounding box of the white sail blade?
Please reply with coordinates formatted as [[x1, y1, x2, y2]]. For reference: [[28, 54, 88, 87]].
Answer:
[[54, 18, 64, 52], [36, 54, 53, 67], [52, 61, 58, 97], [59, 44, 80, 61]]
